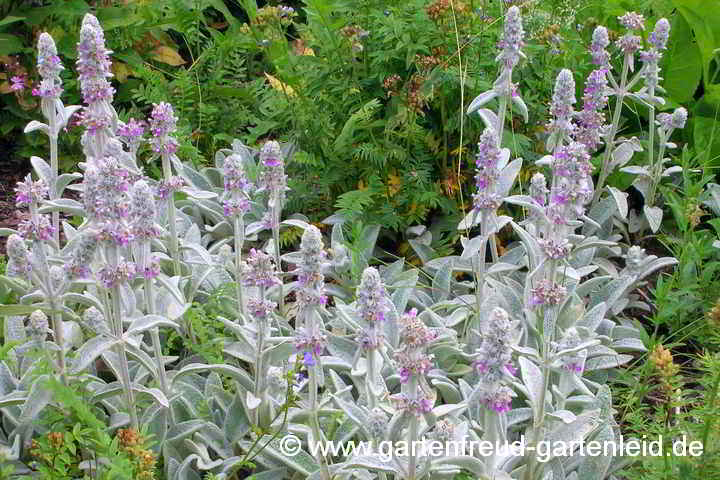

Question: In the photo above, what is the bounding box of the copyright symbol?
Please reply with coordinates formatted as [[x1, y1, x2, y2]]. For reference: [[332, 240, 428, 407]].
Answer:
[[279, 434, 302, 457]]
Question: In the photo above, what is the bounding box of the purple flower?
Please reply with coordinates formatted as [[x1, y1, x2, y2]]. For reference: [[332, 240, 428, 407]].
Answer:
[[482, 386, 513, 413], [618, 12, 645, 31], [590, 26, 610, 68], [547, 69, 576, 143], [473, 308, 514, 385], [148, 102, 179, 155], [130, 180, 160, 240], [529, 172, 548, 207], [18, 215, 55, 242], [547, 142, 593, 223], [155, 176, 184, 200], [6, 234, 32, 279], [242, 248, 281, 288], [260, 141, 287, 202], [649, 18, 670, 50], [14, 177, 48, 207], [98, 261, 136, 288], [530, 279, 567, 307], [472, 128, 504, 212], [303, 351, 315, 366], [76, 14, 115, 106], [496, 6, 525, 69], [33, 33, 64, 99], [65, 233, 97, 279], [356, 267, 391, 324], [223, 154, 251, 192], [10, 75, 26, 92], [616, 34, 642, 55], [82, 157, 133, 222], [574, 69, 609, 152], [391, 393, 433, 416], [296, 226, 327, 310], [671, 107, 688, 129], [247, 297, 277, 319]]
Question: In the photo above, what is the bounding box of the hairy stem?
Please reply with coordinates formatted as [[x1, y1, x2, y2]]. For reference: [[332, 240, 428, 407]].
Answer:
[[162, 154, 181, 276], [233, 216, 247, 321]]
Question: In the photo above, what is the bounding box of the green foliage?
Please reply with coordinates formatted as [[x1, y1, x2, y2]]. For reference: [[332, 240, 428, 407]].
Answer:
[[21, 377, 156, 479]]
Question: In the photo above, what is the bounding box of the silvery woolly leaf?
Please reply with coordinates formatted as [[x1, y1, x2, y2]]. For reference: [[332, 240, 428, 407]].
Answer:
[[224, 394, 251, 443], [467, 90, 498, 115], [457, 209, 481, 230], [607, 187, 628, 219], [181, 188, 217, 200], [167, 420, 208, 443], [460, 235, 488, 260], [504, 195, 546, 217], [662, 165, 683, 176], [24, 120, 49, 135], [60, 105, 82, 129], [125, 314, 180, 337], [340, 456, 398, 474], [71, 335, 117, 374], [30, 156, 53, 185], [432, 456, 487, 478], [38, 198, 84, 216], [247, 436, 318, 476], [133, 385, 169, 408], [584, 355, 633, 371], [619, 165, 650, 176], [497, 158, 522, 197], [476, 108, 499, 132], [511, 95, 529, 122], [281, 218, 311, 230], [643, 205, 663, 233], [547, 412, 600, 449], [610, 141, 640, 169], [519, 357, 544, 415], [19, 374, 52, 424]]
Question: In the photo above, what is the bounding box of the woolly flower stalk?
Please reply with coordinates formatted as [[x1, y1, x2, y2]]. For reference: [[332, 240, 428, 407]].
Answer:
[[294, 226, 328, 365], [640, 19, 671, 90], [546, 142, 593, 225], [260, 141, 288, 216], [82, 157, 132, 223], [547, 69, 576, 147], [574, 69, 609, 153], [472, 128, 503, 211], [472, 308, 515, 412], [296, 225, 327, 309], [148, 102, 179, 155], [496, 6, 524, 69], [242, 248, 281, 289], [529, 173, 548, 207], [65, 233, 98, 279], [391, 309, 435, 415], [130, 180, 160, 241], [222, 153, 251, 217], [530, 279, 567, 307], [6, 234, 32, 280], [590, 26, 610, 68], [657, 107, 688, 132], [356, 267, 391, 351], [76, 14, 115, 146], [33, 33, 63, 99]]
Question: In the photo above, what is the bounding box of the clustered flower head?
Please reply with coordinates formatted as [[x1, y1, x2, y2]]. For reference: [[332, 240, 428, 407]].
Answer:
[[10, 75, 26, 92], [546, 142, 593, 224], [473, 308, 516, 413], [15, 177, 48, 207], [530, 279, 567, 307], [295, 333, 328, 366], [130, 180, 160, 240], [155, 176, 184, 201], [148, 102, 179, 155], [391, 392, 433, 416], [28, 310, 49, 342], [590, 26, 610, 68], [117, 118, 145, 151], [574, 68, 609, 153], [547, 69, 576, 144], [295, 226, 327, 309], [496, 6, 525, 69], [242, 248, 281, 288], [640, 18, 671, 89], [395, 309, 436, 383], [472, 128, 503, 211], [83, 306, 109, 335], [6, 234, 32, 280], [18, 215, 55, 242], [624, 245, 648, 274], [65, 232, 97, 279], [618, 12, 645, 31], [82, 157, 132, 222], [247, 297, 277, 319], [98, 261, 136, 289], [556, 328, 585, 373], [32, 33, 63, 99], [529, 172, 548, 207], [260, 141, 287, 198], [222, 154, 251, 217], [356, 267, 391, 323], [657, 107, 687, 133], [76, 14, 115, 139]]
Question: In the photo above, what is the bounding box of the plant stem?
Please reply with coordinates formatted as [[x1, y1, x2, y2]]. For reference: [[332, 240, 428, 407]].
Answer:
[[271, 199, 285, 316], [48, 108, 60, 248], [162, 154, 181, 276], [233, 216, 247, 321], [306, 306, 330, 480], [49, 301, 68, 386], [112, 286, 139, 429], [144, 276, 171, 409], [407, 375, 419, 480], [592, 55, 631, 206]]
